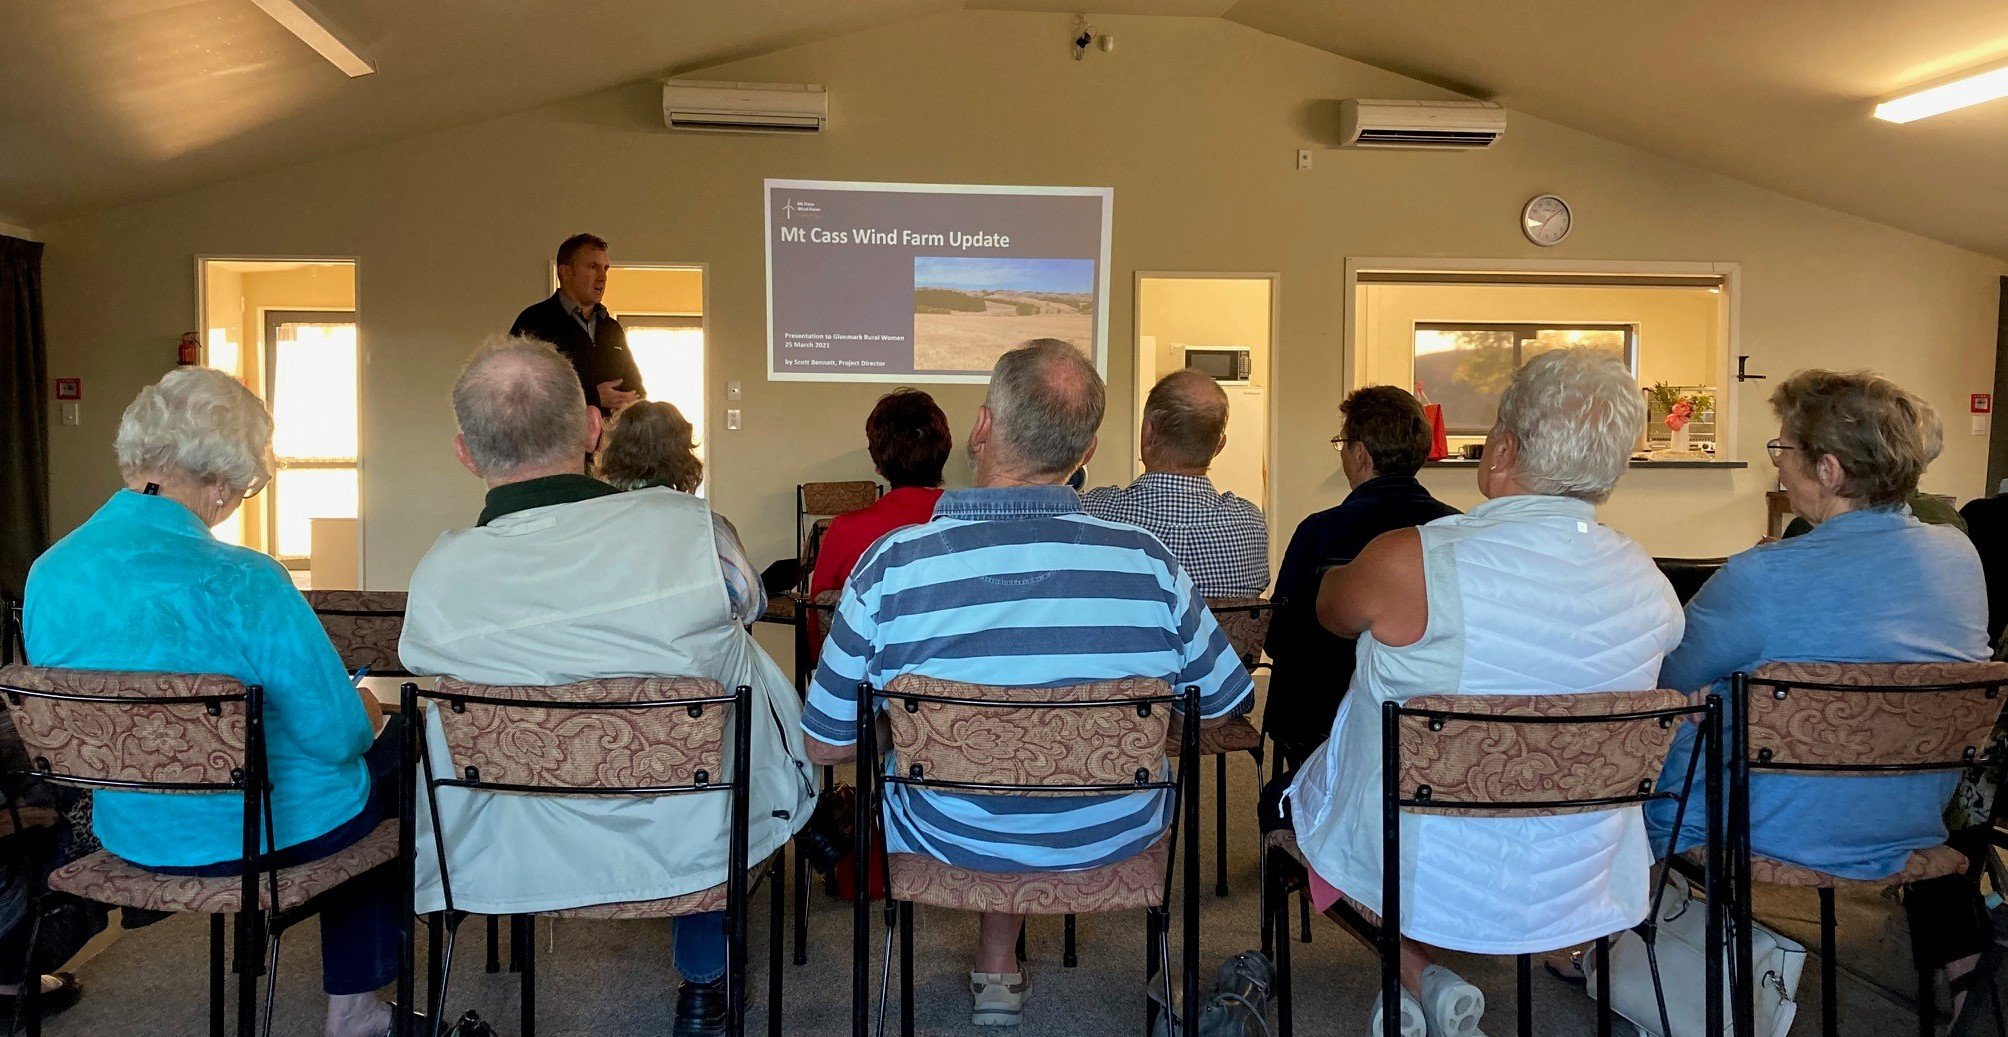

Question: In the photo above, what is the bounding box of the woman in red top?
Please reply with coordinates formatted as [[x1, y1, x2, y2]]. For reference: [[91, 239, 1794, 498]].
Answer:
[[809, 389, 953, 603]]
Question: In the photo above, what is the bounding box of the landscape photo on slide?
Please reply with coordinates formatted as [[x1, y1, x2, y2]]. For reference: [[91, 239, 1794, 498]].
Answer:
[[912, 256, 1095, 372]]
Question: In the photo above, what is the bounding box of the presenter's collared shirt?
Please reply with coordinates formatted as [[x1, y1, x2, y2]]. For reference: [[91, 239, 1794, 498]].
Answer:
[[23, 490, 376, 868], [802, 484, 1254, 872], [1081, 472, 1270, 598]]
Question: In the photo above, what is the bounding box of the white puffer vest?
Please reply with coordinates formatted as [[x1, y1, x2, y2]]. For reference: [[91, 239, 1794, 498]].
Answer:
[[1288, 494, 1682, 954]]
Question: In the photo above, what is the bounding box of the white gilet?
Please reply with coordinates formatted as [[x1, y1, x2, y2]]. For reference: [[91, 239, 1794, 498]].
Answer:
[[1288, 494, 1682, 954]]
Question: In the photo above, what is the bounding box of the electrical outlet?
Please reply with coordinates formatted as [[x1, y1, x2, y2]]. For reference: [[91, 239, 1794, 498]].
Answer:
[[1297, 149, 1312, 171], [726, 408, 742, 430]]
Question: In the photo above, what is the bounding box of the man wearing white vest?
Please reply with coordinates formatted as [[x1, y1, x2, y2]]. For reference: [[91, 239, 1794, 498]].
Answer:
[[400, 336, 814, 1037]]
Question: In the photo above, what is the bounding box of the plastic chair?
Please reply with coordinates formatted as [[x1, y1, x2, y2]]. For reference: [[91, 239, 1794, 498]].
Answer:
[[1263, 688, 1724, 1037], [850, 675, 1203, 1037], [405, 676, 780, 1037], [0, 665, 406, 1037]]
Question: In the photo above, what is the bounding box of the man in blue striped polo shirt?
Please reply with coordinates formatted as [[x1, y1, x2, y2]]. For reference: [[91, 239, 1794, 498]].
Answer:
[[803, 339, 1253, 1027]]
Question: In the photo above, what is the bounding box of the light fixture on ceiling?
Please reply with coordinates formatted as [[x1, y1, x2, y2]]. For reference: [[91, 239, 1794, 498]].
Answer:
[[1873, 62, 2008, 123], [249, 0, 375, 78]]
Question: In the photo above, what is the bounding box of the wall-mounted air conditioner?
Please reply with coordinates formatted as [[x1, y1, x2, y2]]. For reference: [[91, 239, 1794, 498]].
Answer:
[[662, 80, 827, 134], [1339, 99, 1506, 150]]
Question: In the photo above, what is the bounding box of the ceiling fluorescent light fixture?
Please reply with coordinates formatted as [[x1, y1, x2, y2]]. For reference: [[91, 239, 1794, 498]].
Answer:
[[1874, 63, 2008, 123], [249, 0, 375, 77]]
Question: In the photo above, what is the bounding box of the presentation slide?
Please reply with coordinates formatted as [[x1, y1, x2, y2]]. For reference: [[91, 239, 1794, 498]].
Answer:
[[765, 179, 1112, 383]]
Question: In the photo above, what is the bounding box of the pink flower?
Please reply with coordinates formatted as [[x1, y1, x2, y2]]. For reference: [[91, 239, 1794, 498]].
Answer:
[[1665, 400, 1692, 432]]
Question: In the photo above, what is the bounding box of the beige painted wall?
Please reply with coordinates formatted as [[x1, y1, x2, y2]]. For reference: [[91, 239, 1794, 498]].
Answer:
[[34, 11, 2008, 588]]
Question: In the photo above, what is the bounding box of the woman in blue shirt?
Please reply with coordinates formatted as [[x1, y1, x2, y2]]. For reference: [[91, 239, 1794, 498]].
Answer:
[[1647, 369, 1991, 874], [25, 368, 396, 1037]]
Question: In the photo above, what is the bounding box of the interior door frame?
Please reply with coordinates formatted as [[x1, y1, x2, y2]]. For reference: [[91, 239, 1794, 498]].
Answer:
[[263, 309, 359, 568], [1131, 270, 1283, 559], [551, 260, 712, 495], [193, 256, 364, 585]]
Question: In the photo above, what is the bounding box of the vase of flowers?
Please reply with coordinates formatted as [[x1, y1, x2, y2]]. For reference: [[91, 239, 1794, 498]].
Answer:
[[1646, 383, 1715, 455]]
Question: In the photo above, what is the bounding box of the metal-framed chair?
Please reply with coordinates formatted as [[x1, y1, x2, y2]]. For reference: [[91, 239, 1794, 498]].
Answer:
[[1263, 688, 1724, 1037], [1708, 662, 2008, 1037], [305, 590, 415, 679], [1198, 597, 1271, 898], [0, 665, 407, 1037], [787, 592, 843, 968], [796, 482, 881, 592], [405, 676, 781, 1037], [850, 675, 1203, 1037], [1, 597, 22, 666]]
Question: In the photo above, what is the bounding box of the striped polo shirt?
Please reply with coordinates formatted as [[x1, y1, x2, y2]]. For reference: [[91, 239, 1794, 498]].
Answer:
[[803, 484, 1254, 873]]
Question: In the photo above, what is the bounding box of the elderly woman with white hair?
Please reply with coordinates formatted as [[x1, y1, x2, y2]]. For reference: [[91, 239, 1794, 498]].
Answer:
[[23, 367, 397, 1037], [1288, 348, 1683, 1037]]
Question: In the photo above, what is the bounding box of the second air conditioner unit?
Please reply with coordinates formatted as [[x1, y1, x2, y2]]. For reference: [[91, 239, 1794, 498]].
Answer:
[[1339, 99, 1506, 150], [662, 80, 827, 134]]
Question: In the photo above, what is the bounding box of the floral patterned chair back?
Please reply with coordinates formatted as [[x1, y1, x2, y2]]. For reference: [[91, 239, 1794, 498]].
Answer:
[[1392, 688, 1689, 818], [305, 589, 412, 677], [0, 665, 249, 791], [880, 675, 1173, 796], [428, 676, 730, 796], [1744, 661, 2008, 773], [1203, 597, 1273, 670]]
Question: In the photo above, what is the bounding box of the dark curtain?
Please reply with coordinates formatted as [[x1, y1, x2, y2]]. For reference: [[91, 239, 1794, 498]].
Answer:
[[0, 235, 49, 603]]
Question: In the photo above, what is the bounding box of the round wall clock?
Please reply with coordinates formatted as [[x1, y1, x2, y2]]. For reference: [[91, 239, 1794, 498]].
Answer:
[[1522, 194, 1572, 246]]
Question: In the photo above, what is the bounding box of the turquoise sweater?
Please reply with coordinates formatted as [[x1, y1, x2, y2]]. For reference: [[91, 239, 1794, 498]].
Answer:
[[24, 490, 374, 868]]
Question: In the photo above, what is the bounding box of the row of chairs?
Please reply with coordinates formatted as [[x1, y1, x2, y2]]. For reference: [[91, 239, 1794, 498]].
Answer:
[[1261, 661, 2008, 1037]]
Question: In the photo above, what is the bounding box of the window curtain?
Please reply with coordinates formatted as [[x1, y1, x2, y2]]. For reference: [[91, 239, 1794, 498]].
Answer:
[[0, 235, 49, 603]]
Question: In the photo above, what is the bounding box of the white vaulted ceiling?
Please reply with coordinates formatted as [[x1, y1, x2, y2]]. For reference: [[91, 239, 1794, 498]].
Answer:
[[3, 0, 2006, 258]]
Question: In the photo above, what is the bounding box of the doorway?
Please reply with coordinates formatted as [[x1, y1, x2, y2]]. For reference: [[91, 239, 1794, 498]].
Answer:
[[571, 264, 710, 495], [1134, 274, 1277, 521], [196, 259, 361, 587]]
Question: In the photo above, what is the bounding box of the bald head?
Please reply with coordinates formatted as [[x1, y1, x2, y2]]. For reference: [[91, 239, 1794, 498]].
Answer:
[[1142, 369, 1229, 473], [982, 339, 1105, 480], [451, 335, 591, 479]]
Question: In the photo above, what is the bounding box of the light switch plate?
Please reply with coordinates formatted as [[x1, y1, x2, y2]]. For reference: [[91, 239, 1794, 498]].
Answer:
[[61, 402, 79, 426], [726, 408, 742, 430], [1974, 415, 1988, 436]]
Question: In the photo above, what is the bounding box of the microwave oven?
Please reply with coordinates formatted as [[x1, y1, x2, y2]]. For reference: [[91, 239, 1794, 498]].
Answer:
[[1183, 346, 1252, 383]]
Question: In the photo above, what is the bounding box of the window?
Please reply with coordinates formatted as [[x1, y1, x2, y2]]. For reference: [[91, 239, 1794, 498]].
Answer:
[[1413, 322, 1636, 434], [265, 311, 359, 564]]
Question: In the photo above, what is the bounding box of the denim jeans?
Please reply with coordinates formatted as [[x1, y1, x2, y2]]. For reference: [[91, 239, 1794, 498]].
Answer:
[[675, 910, 726, 984], [150, 718, 404, 996]]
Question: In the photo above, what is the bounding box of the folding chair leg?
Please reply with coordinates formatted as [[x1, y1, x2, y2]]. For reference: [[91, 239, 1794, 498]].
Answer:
[[793, 843, 810, 966], [260, 926, 283, 1037], [1214, 753, 1229, 897], [211, 914, 227, 1037], [12, 905, 43, 1037], [1144, 908, 1163, 1037], [485, 914, 500, 973], [519, 915, 537, 1037], [1258, 848, 1274, 959], [897, 902, 914, 1037], [1064, 913, 1078, 968], [770, 869, 786, 1037], [1819, 886, 1837, 1037], [1272, 873, 1293, 1037], [430, 913, 465, 1037], [1298, 886, 1312, 943], [235, 909, 263, 1037], [1594, 936, 1612, 1037], [1517, 953, 1532, 1037]]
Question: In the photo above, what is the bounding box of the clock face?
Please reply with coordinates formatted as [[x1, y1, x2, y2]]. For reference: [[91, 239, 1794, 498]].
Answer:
[[1522, 195, 1571, 246]]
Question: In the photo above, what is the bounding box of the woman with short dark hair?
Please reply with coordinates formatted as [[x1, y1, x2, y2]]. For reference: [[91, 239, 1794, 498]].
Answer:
[[808, 389, 953, 601]]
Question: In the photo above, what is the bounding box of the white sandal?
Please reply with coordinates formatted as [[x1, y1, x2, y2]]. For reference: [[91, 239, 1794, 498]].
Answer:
[[1418, 964, 1488, 1037], [1367, 987, 1426, 1037]]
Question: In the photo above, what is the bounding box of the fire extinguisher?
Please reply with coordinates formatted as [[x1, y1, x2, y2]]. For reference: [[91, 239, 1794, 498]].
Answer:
[[177, 331, 200, 366]]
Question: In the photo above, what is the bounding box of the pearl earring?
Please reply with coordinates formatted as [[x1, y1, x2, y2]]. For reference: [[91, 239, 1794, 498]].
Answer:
[[215, 496, 226, 506]]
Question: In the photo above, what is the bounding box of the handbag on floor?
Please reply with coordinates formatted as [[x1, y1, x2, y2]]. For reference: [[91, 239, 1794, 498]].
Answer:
[[1585, 871, 1805, 1037]]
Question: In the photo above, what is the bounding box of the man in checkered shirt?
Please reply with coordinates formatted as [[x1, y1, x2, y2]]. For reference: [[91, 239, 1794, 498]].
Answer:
[[1082, 369, 1270, 597]]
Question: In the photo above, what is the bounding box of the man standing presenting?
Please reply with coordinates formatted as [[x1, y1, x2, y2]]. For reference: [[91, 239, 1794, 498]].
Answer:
[[510, 233, 645, 415]]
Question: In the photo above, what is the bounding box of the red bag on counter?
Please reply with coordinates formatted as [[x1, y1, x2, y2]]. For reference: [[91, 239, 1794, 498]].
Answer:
[[1423, 402, 1450, 461]]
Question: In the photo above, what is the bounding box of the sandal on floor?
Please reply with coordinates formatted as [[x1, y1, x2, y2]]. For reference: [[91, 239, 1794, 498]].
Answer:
[[0, 973, 82, 1022], [1420, 964, 1489, 1037], [1367, 987, 1426, 1037], [1541, 949, 1587, 988]]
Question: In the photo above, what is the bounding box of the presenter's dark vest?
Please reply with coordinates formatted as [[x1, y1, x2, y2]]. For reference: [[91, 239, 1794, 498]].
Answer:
[[509, 295, 645, 413]]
